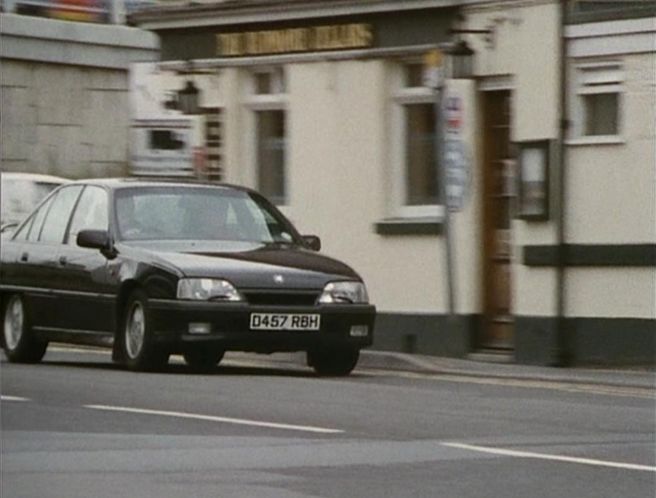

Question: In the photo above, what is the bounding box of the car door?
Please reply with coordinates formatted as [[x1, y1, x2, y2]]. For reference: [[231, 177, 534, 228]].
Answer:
[[18, 185, 84, 331], [0, 196, 50, 299], [55, 185, 115, 335]]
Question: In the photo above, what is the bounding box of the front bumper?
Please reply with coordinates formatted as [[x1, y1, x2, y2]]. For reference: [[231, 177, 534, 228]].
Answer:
[[148, 299, 376, 353]]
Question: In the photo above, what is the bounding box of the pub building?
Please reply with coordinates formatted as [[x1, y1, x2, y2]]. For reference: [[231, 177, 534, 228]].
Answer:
[[129, 0, 656, 366]]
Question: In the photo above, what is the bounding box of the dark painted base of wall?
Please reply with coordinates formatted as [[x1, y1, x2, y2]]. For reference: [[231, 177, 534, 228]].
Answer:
[[373, 313, 478, 358], [372, 313, 656, 367], [514, 316, 656, 367]]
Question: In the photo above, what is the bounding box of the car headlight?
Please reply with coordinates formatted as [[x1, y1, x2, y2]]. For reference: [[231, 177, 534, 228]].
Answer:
[[318, 281, 369, 304], [177, 278, 243, 301]]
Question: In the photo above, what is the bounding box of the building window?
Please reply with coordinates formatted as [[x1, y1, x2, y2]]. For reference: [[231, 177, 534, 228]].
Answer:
[[254, 67, 286, 95], [390, 61, 440, 218], [257, 110, 286, 205], [405, 103, 437, 205], [576, 63, 622, 137], [246, 67, 287, 205], [149, 130, 185, 151], [583, 93, 618, 136]]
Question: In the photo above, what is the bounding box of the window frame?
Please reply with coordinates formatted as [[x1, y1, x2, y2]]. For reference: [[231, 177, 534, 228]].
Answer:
[[66, 185, 109, 245], [389, 60, 444, 220], [38, 185, 84, 245], [242, 66, 289, 206], [572, 61, 623, 141]]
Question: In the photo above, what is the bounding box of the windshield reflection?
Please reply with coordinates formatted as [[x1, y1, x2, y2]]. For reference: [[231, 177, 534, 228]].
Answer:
[[115, 187, 296, 244]]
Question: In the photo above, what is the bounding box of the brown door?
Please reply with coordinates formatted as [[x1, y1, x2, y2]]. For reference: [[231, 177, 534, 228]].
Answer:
[[480, 90, 515, 349]]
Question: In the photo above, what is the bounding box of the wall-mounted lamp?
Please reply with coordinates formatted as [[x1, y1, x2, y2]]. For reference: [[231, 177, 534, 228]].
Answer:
[[516, 140, 552, 221], [178, 80, 200, 115], [447, 40, 475, 79]]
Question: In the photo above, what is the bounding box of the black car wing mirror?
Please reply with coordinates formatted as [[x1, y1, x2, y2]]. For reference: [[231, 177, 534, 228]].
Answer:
[[77, 229, 116, 258], [302, 235, 321, 252]]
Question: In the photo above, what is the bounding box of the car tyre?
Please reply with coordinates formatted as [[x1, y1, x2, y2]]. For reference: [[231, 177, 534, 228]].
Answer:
[[183, 347, 225, 373], [2, 294, 48, 363], [308, 347, 359, 377], [121, 290, 168, 372]]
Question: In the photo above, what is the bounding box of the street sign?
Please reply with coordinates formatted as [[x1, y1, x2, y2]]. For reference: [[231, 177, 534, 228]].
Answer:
[[444, 138, 469, 212], [445, 96, 463, 136]]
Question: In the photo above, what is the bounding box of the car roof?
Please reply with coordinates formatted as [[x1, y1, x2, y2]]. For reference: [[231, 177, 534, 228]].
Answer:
[[0, 172, 70, 184], [71, 177, 256, 193]]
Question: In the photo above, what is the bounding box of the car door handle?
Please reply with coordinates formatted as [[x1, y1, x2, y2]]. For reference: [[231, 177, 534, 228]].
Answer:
[[20, 252, 28, 262], [58, 256, 67, 266]]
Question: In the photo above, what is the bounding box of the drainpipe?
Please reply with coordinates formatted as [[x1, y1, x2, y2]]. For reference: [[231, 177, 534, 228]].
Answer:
[[554, 0, 570, 366]]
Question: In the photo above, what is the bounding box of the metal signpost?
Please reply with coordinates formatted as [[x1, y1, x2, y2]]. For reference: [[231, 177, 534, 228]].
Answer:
[[423, 49, 456, 319]]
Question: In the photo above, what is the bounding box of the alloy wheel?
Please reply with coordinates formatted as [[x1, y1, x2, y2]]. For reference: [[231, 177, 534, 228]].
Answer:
[[125, 302, 146, 360], [4, 296, 24, 351]]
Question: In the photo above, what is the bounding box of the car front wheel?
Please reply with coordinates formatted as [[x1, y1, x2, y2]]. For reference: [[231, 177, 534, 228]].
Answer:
[[307, 347, 359, 377], [2, 294, 47, 363], [121, 290, 168, 371]]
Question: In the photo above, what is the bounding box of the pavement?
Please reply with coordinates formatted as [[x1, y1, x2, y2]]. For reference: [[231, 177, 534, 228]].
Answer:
[[226, 349, 656, 391]]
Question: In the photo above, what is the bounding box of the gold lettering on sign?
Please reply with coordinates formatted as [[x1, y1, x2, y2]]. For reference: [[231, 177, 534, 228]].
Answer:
[[217, 33, 246, 56], [216, 24, 373, 56]]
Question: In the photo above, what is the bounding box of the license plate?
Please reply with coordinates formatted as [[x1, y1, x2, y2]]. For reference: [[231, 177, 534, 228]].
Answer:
[[250, 313, 320, 331]]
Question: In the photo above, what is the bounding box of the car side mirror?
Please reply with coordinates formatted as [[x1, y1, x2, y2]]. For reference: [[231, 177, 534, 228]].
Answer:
[[302, 235, 321, 252], [77, 229, 110, 251]]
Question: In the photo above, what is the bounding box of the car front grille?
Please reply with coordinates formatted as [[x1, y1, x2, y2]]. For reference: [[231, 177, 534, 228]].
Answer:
[[243, 290, 320, 307]]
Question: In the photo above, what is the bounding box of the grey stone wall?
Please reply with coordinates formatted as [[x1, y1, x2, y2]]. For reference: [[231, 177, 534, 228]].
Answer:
[[0, 14, 159, 178]]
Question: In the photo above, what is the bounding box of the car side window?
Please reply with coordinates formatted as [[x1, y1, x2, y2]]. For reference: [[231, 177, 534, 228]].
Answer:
[[67, 186, 108, 245], [26, 194, 57, 242], [39, 186, 83, 244]]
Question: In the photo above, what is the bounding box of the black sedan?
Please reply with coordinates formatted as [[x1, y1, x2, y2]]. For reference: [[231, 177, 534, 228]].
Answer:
[[0, 179, 375, 375]]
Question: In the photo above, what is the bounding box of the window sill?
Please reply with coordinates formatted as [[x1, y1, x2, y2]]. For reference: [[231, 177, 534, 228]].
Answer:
[[566, 136, 625, 146], [374, 217, 443, 236]]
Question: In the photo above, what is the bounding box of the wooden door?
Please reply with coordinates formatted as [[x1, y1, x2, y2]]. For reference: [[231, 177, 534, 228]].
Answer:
[[481, 90, 515, 349]]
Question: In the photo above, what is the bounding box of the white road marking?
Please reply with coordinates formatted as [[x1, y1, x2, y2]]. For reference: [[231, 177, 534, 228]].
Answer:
[[1, 395, 29, 402], [442, 442, 656, 473], [85, 404, 344, 434]]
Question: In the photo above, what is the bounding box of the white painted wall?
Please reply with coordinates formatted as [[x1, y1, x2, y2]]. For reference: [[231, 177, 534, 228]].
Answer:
[[284, 60, 443, 313], [567, 268, 656, 319], [466, 1, 561, 143], [562, 19, 656, 319], [566, 52, 656, 244]]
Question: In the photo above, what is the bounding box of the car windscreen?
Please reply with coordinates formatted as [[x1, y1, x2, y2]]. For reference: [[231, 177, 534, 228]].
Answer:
[[115, 186, 297, 244]]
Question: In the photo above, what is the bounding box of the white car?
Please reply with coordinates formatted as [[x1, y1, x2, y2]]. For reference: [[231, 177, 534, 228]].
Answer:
[[1, 172, 70, 232]]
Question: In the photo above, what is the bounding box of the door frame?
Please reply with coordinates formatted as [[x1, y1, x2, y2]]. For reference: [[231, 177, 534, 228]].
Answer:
[[478, 79, 516, 351]]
